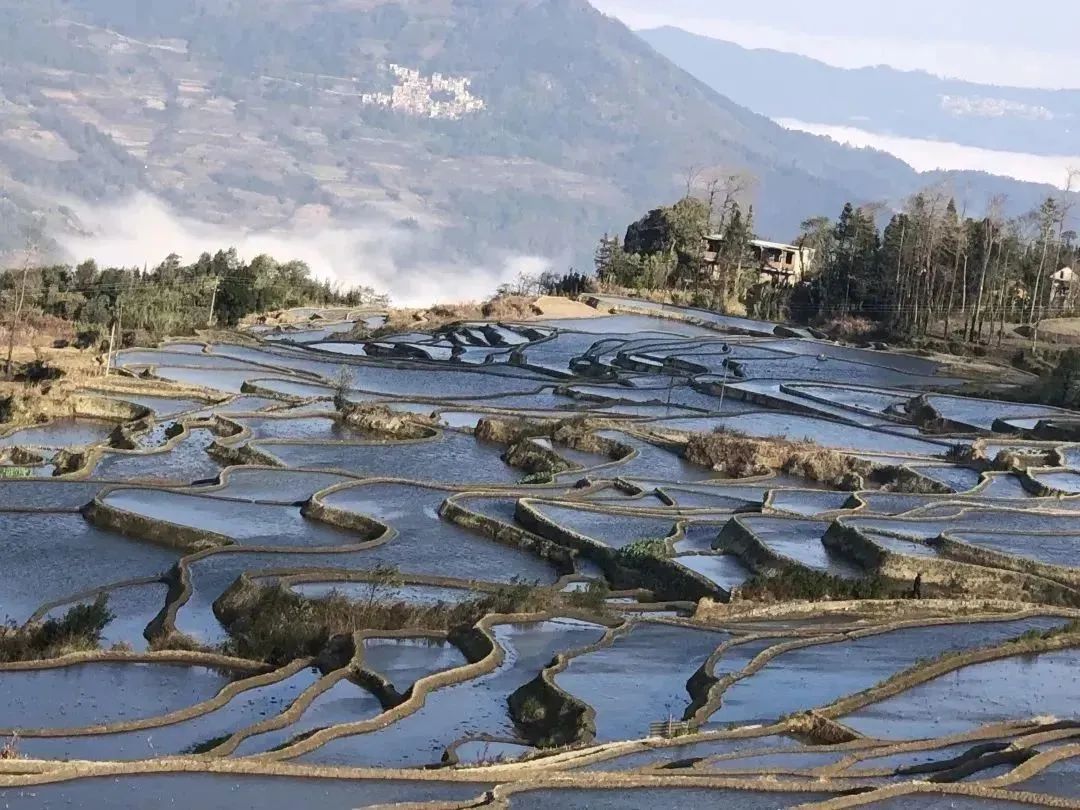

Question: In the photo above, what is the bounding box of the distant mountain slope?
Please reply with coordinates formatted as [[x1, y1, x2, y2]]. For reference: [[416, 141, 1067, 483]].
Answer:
[[0, 0, 1073, 273], [638, 26, 1080, 158]]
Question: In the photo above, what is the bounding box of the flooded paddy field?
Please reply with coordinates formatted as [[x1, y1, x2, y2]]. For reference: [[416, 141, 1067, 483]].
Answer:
[[230, 676, 385, 755], [0, 776, 490, 809], [554, 621, 728, 741], [92, 427, 223, 484], [101, 489, 359, 548], [506, 787, 828, 809], [1, 661, 232, 731], [2, 302, 1078, 807], [843, 647, 1080, 739], [17, 664, 322, 761], [295, 619, 606, 768], [707, 618, 1067, 728], [41, 582, 169, 652], [3, 512, 179, 624]]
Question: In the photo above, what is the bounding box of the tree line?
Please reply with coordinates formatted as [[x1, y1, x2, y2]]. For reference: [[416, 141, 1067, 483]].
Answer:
[[1, 248, 385, 367], [592, 175, 1080, 343]]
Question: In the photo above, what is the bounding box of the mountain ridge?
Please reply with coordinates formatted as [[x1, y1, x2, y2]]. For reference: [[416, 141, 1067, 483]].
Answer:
[[637, 25, 1080, 159], [0, 0, 1074, 276]]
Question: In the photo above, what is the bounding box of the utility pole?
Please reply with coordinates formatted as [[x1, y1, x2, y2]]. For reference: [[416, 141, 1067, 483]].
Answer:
[[104, 320, 116, 377], [207, 279, 220, 328], [718, 345, 731, 413]]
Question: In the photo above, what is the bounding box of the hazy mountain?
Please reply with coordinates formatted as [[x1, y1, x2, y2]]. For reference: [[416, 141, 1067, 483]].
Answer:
[[638, 26, 1080, 158], [0, 0, 1073, 275]]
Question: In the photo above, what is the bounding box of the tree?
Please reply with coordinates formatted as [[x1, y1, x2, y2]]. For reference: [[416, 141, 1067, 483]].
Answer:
[[708, 202, 756, 307], [611, 197, 711, 290], [214, 255, 257, 326], [701, 172, 754, 234], [967, 198, 1004, 342], [593, 233, 619, 282], [797, 216, 835, 280], [820, 203, 879, 320]]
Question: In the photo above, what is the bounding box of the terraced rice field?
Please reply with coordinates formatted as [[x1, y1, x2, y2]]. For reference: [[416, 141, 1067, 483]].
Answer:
[[1, 301, 1078, 808]]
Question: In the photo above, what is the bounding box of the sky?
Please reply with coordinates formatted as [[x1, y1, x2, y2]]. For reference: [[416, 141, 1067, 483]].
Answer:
[[592, 0, 1080, 89]]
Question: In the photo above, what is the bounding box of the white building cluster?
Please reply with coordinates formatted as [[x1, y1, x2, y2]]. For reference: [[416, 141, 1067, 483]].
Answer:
[[359, 64, 485, 120], [939, 94, 1054, 121]]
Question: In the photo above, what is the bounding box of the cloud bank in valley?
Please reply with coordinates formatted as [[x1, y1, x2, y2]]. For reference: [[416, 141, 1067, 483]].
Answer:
[[57, 193, 550, 308], [776, 119, 1080, 189]]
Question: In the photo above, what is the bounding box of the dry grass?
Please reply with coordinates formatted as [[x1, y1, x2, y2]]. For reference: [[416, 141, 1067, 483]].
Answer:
[[353, 295, 540, 340], [821, 316, 882, 342], [337, 402, 438, 439], [598, 285, 747, 316], [0, 734, 20, 760], [479, 295, 538, 320], [0, 313, 78, 351], [0, 338, 115, 429], [685, 428, 864, 489]]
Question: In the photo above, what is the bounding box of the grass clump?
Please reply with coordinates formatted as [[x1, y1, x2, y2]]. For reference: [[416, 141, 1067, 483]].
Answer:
[[1015, 620, 1080, 644], [183, 734, 231, 755], [0, 595, 113, 663], [215, 574, 562, 665], [738, 568, 892, 603], [945, 443, 977, 463], [562, 581, 611, 612]]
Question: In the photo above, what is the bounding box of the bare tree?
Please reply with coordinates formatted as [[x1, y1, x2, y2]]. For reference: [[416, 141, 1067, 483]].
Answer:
[[681, 165, 701, 200], [4, 220, 42, 381], [701, 171, 754, 233], [967, 196, 1005, 343], [943, 199, 968, 340], [1027, 169, 1078, 325]]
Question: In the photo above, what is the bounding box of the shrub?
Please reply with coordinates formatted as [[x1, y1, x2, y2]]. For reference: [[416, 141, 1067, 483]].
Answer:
[[183, 734, 231, 755], [617, 539, 671, 565], [0, 595, 114, 662], [518, 696, 547, 722], [1041, 349, 1080, 407], [331, 366, 355, 410]]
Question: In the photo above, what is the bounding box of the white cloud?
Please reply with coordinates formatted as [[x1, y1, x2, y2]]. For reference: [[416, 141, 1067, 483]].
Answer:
[[599, 6, 1080, 89], [776, 119, 1080, 189], [57, 193, 549, 308]]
